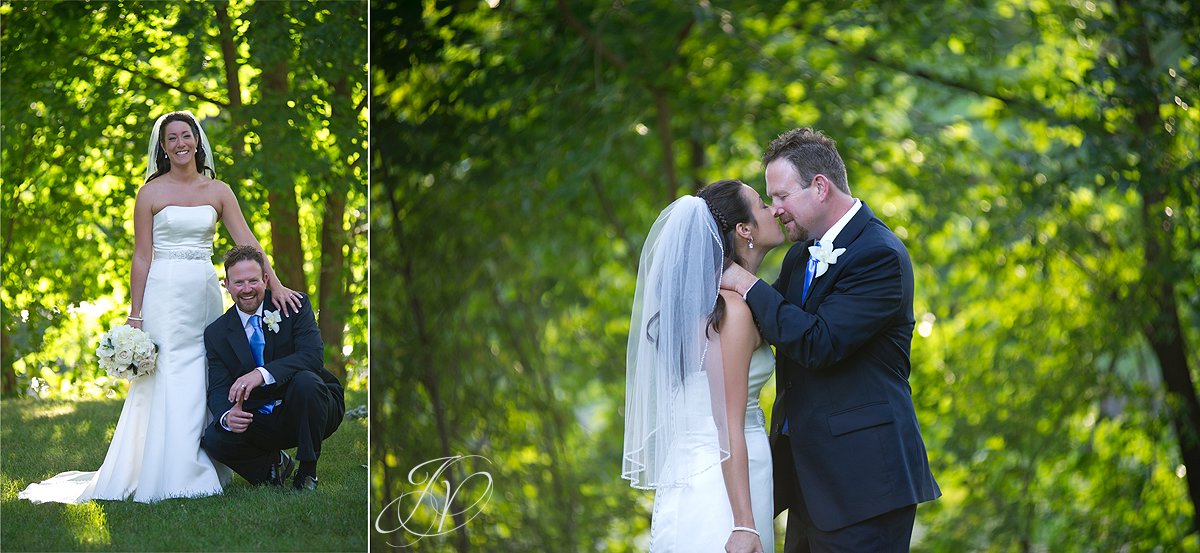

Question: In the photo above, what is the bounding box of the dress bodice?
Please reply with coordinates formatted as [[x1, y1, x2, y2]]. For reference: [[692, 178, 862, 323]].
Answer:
[[152, 205, 217, 258], [745, 344, 773, 412], [680, 343, 774, 429]]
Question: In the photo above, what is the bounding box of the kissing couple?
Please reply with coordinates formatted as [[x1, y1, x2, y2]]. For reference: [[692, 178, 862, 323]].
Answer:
[[623, 128, 941, 552]]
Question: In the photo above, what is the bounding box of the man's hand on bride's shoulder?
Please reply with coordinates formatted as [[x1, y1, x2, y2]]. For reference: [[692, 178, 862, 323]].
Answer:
[[269, 283, 304, 316], [721, 262, 757, 295]]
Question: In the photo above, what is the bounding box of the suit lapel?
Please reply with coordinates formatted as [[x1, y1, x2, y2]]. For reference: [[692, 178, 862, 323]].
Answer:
[[804, 202, 876, 307], [832, 201, 874, 252], [262, 290, 276, 364], [224, 308, 256, 372]]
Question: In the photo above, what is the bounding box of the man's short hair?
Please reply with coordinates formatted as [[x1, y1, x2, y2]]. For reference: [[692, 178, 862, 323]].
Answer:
[[763, 127, 850, 194], [223, 245, 267, 275]]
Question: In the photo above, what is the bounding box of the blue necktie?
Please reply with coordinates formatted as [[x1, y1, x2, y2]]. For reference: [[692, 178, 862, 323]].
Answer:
[[248, 315, 265, 367], [247, 315, 275, 415], [801, 247, 820, 301]]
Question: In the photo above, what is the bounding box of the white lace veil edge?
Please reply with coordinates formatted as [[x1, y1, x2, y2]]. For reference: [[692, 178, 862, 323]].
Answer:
[[622, 195, 731, 490], [144, 110, 215, 183]]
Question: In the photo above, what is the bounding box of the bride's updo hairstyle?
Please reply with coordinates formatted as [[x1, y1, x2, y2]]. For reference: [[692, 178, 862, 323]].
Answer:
[[146, 112, 213, 183], [698, 179, 754, 333]]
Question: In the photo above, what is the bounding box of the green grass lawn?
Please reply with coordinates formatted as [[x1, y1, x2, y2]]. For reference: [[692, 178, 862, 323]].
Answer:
[[1, 387, 368, 552]]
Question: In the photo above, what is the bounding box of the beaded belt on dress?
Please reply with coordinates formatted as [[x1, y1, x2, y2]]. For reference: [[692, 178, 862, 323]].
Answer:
[[155, 248, 212, 260]]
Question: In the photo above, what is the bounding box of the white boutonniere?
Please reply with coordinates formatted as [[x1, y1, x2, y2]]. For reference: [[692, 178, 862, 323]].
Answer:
[[262, 310, 282, 333], [808, 241, 846, 279]]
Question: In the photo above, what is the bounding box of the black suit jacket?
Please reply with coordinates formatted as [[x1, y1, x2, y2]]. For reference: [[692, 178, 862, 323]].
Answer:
[[746, 202, 940, 531], [204, 290, 342, 420]]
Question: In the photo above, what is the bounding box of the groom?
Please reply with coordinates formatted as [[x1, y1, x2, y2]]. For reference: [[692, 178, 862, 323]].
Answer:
[[722, 128, 940, 551], [202, 245, 345, 491]]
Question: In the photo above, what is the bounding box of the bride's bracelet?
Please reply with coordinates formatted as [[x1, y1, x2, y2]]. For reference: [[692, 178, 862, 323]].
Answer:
[[731, 526, 759, 536], [127, 316, 144, 321]]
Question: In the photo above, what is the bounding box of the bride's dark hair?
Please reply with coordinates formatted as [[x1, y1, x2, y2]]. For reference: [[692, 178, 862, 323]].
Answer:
[[146, 112, 213, 183], [698, 179, 754, 333]]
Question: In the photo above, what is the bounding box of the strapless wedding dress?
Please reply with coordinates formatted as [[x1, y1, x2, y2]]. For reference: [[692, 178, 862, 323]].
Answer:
[[649, 344, 775, 552], [20, 205, 231, 503]]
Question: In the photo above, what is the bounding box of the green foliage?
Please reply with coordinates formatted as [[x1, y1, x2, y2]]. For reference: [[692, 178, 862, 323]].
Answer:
[[1, 1, 368, 396], [372, 0, 1197, 550], [0, 388, 368, 551]]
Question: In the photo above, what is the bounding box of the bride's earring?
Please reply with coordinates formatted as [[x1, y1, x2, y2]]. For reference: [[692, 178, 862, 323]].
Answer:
[[748, 236, 755, 249]]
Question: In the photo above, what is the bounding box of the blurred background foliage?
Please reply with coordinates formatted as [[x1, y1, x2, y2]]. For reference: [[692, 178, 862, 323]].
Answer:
[[372, 0, 1197, 551], [1, 0, 368, 398]]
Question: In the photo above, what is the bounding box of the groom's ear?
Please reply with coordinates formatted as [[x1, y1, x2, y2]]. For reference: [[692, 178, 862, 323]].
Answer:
[[813, 174, 831, 201]]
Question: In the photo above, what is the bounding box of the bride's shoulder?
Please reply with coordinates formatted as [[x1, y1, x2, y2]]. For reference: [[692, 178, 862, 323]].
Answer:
[[716, 291, 760, 348], [202, 177, 233, 191], [135, 180, 166, 204], [203, 179, 237, 201], [718, 290, 752, 324]]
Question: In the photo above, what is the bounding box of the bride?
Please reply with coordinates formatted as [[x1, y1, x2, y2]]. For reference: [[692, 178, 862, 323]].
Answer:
[[623, 180, 785, 552], [19, 110, 303, 503]]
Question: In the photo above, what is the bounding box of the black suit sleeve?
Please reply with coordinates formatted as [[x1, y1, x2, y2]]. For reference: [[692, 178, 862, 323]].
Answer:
[[205, 325, 235, 418], [261, 296, 324, 387], [746, 242, 906, 372]]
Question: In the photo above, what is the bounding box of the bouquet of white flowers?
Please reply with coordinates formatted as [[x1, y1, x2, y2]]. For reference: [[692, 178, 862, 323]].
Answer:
[[96, 325, 158, 379]]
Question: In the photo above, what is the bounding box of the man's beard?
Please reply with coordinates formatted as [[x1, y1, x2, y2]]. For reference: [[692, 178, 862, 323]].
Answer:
[[235, 294, 264, 313], [786, 223, 811, 243]]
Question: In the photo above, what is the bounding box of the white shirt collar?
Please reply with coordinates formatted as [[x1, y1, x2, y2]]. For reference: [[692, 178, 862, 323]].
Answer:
[[819, 198, 862, 246], [236, 303, 266, 329]]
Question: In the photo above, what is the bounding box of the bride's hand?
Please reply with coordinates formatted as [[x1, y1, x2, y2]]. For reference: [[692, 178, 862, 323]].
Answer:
[[269, 282, 304, 316], [725, 531, 763, 553], [126, 317, 143, 330]]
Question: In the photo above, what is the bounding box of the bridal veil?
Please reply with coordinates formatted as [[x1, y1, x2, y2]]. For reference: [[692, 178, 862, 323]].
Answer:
[[622, 195, 730, 490]]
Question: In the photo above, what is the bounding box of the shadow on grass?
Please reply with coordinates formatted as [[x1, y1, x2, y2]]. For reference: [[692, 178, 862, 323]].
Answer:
[[1, 387, 368, 552]]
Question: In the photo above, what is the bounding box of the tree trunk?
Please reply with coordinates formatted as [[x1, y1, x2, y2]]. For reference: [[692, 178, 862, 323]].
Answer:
[[1122, 0, 1200, 532], [317, 187, 348, 378], [261, 58, 306, 290], [316, 76, 354, 378], [214, 1, 243, 158], [2, 330, 15, 397]]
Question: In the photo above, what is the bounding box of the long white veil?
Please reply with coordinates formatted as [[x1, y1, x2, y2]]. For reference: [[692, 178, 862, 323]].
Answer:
[[144, 110, 215, 182], [622, 195, 730, 490]]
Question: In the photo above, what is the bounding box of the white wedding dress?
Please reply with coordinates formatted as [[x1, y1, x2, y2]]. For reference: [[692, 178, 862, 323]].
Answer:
[[649, 344, 775, 552], [20, 205, 231, 503]]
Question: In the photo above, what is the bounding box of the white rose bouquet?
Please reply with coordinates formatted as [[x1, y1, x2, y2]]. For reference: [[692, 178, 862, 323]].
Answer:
[[97, 324, 158, 379]]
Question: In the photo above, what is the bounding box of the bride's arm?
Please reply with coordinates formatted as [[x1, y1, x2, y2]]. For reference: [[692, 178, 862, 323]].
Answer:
[[717, 292, 766, 553], [127, 186, 155, 329], [214, 182, 303, 316]]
